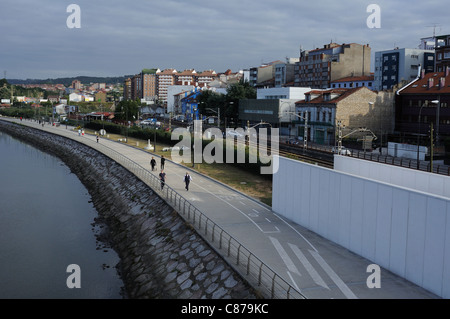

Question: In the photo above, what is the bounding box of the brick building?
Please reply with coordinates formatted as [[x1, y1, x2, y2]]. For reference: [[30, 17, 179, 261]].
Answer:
[[295, 43, 371, 89], [295, 86, 394, 145]]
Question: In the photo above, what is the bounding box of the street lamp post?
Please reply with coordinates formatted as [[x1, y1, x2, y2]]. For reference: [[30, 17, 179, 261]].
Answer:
[[431, 99, 440, 146], [279, 111, 308, 149], [417, 104, 425, 170], [205, 107, 220, 129]]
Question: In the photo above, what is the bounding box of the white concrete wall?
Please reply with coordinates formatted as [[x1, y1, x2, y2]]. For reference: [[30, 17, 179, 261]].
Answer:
[[272, 155, 450, 298], [388, 142, 428, 160], [334, 155, 450, 199]]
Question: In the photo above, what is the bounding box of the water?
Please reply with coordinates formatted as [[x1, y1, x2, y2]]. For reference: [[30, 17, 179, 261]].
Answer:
[[0, 131, 124, 298]]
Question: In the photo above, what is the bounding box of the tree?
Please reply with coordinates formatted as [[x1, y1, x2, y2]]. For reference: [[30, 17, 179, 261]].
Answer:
[[197, 90, 226, 116], [225, 80, 256, 120], [114, 100, 139, 122]]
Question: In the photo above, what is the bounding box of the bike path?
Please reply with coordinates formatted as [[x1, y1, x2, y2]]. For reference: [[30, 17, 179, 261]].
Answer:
[[5, 118, 440, 299]]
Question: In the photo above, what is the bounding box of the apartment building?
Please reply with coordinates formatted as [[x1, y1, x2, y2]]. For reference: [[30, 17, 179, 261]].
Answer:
[[176, 69, 197, 86], [142, 69, 159, 101], [395, 67, 450, 143], [123, 78, 132, 101], [196, 70, 218, 87], [72, 80, 82, 90], [247, 60, 284, 88], [373, 48, 435, 91], [435, 34, 450, 72], [155, 69, 177, 104], [294, 43, 371, 89], [274, 58, 299, 87], [123, 68, 219, 106]]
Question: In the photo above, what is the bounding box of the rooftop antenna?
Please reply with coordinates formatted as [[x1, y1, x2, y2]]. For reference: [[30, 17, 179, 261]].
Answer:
[[426, 24, 442, 37]]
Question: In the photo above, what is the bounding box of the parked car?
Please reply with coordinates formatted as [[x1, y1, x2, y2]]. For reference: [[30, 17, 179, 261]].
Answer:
[[162, 146, 190, 152], [331, 146, 352, 155], [226, 130, 244, 138]]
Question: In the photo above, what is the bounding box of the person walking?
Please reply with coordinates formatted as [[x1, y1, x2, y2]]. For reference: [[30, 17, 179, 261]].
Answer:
[[96, 135, 99, 143], [183, 172, 192, 191], [161, 155, 165, 170], [159, 170, 166, 190], [150, 157, 156, 171]]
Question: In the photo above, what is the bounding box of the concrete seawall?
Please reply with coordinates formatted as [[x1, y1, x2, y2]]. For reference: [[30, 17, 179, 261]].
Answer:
[[0, 120, 259, 299]]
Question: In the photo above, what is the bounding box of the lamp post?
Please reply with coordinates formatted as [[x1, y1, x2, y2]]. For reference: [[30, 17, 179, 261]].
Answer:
[[205, 107, 220, 129], [431, 99, 440, 146], [417, 103, 426, 170], [279, 111, 308, 149]]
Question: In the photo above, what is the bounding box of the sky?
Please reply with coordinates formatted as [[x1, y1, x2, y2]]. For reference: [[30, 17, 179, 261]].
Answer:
[[1, 0, 448, 80]]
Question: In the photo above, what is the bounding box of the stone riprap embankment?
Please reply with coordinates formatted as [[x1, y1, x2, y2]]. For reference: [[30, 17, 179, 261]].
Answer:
[[0, 120, 259, 299]]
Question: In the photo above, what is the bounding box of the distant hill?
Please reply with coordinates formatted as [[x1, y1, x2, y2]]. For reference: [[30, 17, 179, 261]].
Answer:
[[8, 75, 133, 86]]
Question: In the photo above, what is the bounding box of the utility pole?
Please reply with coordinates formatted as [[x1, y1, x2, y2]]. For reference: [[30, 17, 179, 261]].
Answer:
[[430, 122, 434, 173]]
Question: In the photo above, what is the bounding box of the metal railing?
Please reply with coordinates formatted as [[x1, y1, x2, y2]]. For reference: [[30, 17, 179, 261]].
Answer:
[[52, 126, 306, 299], [346, 150, 450, 176]]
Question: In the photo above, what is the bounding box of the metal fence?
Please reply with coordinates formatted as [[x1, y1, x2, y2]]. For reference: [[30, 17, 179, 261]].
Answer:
[[75, 133, 306, 299], [347, 150, 450, 176]]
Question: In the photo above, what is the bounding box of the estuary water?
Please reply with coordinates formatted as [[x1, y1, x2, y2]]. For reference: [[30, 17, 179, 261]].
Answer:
[[0, 131, 123, 298]]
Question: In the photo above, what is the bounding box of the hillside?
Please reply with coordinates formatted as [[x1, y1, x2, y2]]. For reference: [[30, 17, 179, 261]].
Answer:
[[7, 75, 132, 86]]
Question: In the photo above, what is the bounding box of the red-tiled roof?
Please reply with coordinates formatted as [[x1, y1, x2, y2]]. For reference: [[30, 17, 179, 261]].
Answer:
[[398, 70, 450, 94], [296, 87, 366, 104]]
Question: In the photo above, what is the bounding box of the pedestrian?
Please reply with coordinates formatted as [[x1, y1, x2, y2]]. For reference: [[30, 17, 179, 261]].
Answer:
[[161, 155, 165, 170], [78, 129, 81, 136], [183, 172, 192, 191], [159, 170, 166, 190], [96, 135, 99, 143], [150, 156, 156, 171]]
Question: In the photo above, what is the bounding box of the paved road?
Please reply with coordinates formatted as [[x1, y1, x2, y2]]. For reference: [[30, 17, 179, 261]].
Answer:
[[4, 118, 440, 299]]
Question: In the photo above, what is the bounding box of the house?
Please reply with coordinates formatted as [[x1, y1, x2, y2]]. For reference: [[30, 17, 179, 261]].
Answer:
[[295, 86, 395, 145], [94, 91, 107, 103], [180, 88, 203, 121], [69, 93, 83, 102], [395, 66, 450, 145]]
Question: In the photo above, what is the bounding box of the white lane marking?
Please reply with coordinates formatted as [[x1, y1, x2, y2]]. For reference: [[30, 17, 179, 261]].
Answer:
[[239, 201, 246, 206], [309, 249, 358, 299], [265, 218, 271, 223], [287, 271, 301, 292], [269, 237, 301, 276], [252, 209, 261, 215], [271, 212, 318, 253], [263, 227, 280, 233], [288, 243, 329, 290]]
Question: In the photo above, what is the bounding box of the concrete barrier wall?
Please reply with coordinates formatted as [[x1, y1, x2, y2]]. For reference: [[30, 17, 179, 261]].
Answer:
[[272, 155, 450, 298], [334, 155, 450, 199]]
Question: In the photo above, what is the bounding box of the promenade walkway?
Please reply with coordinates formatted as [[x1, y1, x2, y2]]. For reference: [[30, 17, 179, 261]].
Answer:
[[4, 118, 440, 299]]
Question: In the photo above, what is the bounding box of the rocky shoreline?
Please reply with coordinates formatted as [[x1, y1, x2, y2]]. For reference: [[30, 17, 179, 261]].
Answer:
[[0, 120, 259, 299]]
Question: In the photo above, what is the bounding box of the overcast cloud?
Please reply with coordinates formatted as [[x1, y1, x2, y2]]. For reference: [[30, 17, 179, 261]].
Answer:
[[1, 0, 448, 79]]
